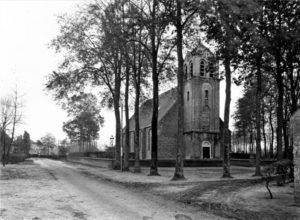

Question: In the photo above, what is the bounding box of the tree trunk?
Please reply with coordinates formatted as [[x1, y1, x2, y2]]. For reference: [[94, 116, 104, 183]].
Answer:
[[6, 98, 18, 162], [113, 71, 122, 170], [1, 130, 6, 166], [275, 44, 284, 160], [134, 63, 141, 173], [283, 101, 289, 159], [290, 77, 298, 115], [276, 75, 284, 160], [123, 63, 130, 171], [149, 0, 159, 176], [6, 123, 15, 162], [243, 134, 246, 153], [250, 127, 253, 153], [114, 102, 121, 170], [269, 99, 274, 158], [172, 0, 185, 180], [222, 55, 232, 178], [262, 116, 267, 158], [254, 58, 262, 176]]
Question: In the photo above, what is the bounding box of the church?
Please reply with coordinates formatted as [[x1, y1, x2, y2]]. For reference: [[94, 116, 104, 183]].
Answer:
[[126, 44, 227, 160]]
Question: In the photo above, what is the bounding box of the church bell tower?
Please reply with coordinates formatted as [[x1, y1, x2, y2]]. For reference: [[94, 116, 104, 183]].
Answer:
[[183, 44, 221, 159]]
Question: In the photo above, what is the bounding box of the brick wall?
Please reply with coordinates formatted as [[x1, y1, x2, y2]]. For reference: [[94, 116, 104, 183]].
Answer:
[[157, 103, 177, 159]]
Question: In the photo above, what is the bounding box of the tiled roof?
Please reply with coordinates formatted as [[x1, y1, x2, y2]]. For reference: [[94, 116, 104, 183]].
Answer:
[[128, 87, 177, 131]]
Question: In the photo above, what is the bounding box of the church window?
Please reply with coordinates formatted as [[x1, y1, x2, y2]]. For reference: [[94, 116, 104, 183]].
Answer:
[[187, 91, 190, 101], [205, 90, 209, 100], [205, 90, 209, 106], [200, 60, 205, 76], [139, 131, 143, 159], [184, 64, 188, 79], [147, 129, 152, 151], [190, 62, 193, 77]]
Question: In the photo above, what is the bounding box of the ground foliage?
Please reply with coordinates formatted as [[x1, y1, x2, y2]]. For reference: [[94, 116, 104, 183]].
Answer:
[[263, 159, 293, 199]]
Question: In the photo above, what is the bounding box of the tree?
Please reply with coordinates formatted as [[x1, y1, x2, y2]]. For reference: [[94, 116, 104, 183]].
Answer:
[[36, 140, 43, 155], [0, 131, 11, 166], [160, 0, 199, 180], [233, 88, 256, 153], [63, 111, 102, 151], [235, 1, 266, 175], [0, 88, 23, 166], [235, 0, 300, 164], [0, 96, 13, 166], [123, 3, 152, 172], [59, 93, 103, 151], [41, 133, 56, 155], [11, 131, 31, 155], [260, 0, 300, 160], [46, 2, 126, 169], [23, 131, 31, 156], [7, 88, 24, 162], [131, 0, 176, 176], [58, 139, 70, 157], [200, 0, 251, 177]]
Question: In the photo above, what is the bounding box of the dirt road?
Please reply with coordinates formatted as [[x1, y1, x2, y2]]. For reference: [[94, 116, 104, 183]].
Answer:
[[0, 158, 223, 220]]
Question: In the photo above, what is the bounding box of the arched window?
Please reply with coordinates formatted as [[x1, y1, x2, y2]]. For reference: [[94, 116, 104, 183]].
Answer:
[[200, 60, 205, 76], [189, 62, 193, 77], [187, 91, 190, 101], [184, 64, 188, 79], [205, 90, 209, 105], [202, 83, 212, 107], [205, 90, 209, 100], [139, 130, 143, 159], [147, 129, 152, 151], [209, 62, 214, 77]]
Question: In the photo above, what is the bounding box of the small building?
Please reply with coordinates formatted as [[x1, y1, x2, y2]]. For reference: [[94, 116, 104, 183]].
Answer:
[[126, 44, 228, 160]]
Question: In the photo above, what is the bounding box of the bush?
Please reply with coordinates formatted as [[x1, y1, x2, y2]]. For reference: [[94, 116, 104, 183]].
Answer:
[[263, 159, 293, 199], [7, 153, 27, 164], [230, 153, 254, 159]]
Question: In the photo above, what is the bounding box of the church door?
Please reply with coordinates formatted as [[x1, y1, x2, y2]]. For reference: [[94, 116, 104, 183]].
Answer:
[[202, 141, 211, 159]]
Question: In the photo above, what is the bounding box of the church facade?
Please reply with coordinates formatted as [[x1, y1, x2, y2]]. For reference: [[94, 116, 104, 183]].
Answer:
[[125, 44, 226, 160]]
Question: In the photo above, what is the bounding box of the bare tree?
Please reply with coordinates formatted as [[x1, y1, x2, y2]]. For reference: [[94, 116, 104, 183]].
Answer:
[[0, 96, 13, 166], [7, 88, 24, 162], [0, 88, 23, 166]]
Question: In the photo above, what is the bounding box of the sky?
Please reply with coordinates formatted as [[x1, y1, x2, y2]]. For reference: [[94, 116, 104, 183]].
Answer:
[[0, 0, 242, 148]]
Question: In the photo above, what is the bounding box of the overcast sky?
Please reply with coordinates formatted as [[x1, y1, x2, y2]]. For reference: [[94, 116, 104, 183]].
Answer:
[[0, 0, 242, 147]]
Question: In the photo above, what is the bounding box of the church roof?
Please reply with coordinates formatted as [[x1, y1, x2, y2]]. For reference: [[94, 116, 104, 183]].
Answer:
[[291, 108, 300, 118], [128, 87, 177, 131], [185, 42, 214, 60]]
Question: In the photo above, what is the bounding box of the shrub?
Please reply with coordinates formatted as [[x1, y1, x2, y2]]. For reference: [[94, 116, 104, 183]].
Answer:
[[8, 153, 27, 164], [263, 159, 293, 199]]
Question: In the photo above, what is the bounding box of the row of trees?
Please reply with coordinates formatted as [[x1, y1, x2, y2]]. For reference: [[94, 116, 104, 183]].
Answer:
[[46, 0, 299, 178], [232, 81, 277, 158], [232, 0, 300, 175], [36, 133, 70, 156], [61, 93, 104, 151], [12, 131, 31, 155]]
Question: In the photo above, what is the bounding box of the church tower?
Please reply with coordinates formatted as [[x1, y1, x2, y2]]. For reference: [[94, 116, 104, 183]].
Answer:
[[183, 44, 221, 159]]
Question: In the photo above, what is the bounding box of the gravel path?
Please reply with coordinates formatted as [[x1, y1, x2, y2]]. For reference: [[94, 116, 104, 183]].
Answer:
[[0, 158, 224, 220]]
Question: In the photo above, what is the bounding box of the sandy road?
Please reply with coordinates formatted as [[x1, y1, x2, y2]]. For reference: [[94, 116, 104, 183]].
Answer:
[[34, 158, 223, 220]]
